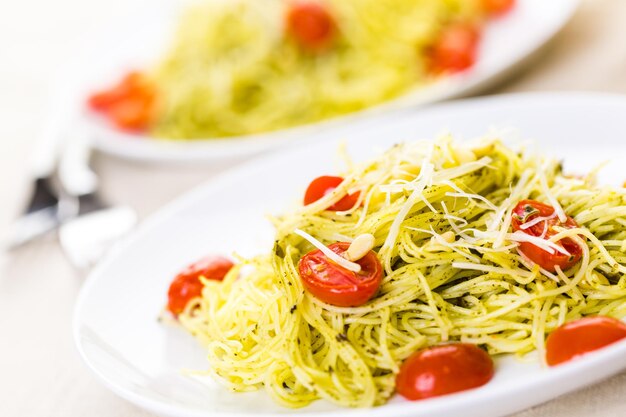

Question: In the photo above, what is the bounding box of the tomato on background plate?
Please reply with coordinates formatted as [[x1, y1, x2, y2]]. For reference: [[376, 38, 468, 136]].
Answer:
[[546, 316, 626, 366], [511, 199, 582, 272], [429, 23, 480, 73], [396, 343, 494, 400], [298, 242, 382, 306], [167, 255, 234, 316], [481, 0, 516, 16], [286, 1, 335, 51], [88, 71, 157, 131]]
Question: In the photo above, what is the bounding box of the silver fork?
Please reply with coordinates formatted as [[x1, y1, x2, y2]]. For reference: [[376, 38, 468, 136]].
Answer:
[[5, 115, 72, 249], [56, 128, 137, 270], [6, 118, 137, 270]]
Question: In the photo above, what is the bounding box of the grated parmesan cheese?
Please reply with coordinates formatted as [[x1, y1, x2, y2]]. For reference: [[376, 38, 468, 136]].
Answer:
[[381, 162, 434, 253], [520, 212, 557, 230], [537, 162, 567, 223], [294, 229, 362, 273]]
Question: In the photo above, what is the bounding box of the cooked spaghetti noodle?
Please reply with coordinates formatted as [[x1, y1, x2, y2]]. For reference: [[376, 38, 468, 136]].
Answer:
[[179, 135, 626, 407]]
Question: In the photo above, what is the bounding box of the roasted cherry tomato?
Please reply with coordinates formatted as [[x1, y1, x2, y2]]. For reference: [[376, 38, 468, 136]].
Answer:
[[167, 255, 234, 316], [429, 23, 480, 73], [286, 1, 335, 51], [481, 0, 516, 16], [303, 175, 360, 211], [546, 316, 626, 366], [396, 343, 494, 400], [298, 242, 382, 306], [88, 71, 157, 130], [511, 199, 582, 272]]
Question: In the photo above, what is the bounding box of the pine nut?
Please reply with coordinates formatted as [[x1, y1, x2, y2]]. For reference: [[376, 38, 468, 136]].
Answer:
[[345, 234, 376, 261]]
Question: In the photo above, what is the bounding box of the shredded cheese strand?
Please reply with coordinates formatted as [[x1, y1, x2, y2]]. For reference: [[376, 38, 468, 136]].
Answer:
[[294, 229, 362, 273]]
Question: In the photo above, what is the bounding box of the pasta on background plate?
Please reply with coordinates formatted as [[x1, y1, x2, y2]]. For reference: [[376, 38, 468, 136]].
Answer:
[[88, 0, 513, 137]]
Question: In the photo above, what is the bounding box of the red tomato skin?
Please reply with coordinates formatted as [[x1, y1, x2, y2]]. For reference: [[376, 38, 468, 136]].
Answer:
[[298, 242, 382, 307], [88, 71, 157, 131], [481, 0, 516, 16], [88, 88, 124, 112], [88, 72, 146, 111], [429, 24, 480, 73], [167, 256, 234, 316], [108, 97, 154, 131], [303, 176, 360, 211], [286, 2, 335, 51], [511, 199, 582, 273], [546, 316, 626, 366], [396, 343, 494, 401]]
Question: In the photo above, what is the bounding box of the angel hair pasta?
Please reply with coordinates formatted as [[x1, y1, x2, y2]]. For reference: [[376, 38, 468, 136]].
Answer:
[[151, 0, 483, 138], [89, 0, 496, 136], [176, 135, 626, 408]]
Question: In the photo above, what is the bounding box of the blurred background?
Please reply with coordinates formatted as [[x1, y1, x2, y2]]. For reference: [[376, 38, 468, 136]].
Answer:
[[3, 0, 626, 228], [1, 0, 626, 416]]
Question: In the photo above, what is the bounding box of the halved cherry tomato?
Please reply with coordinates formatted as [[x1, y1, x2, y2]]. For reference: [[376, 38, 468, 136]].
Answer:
[[88, 71, 157, 131], [298, 242, 382, 306], [396, 343, 494, 400], [303, 176, 360, 211], [429, 23, 480, 73], [546, 316, 626, 366], [511, 199, 582, 273], [286, 2, 335, 51], [167, 255, 234, 316], [481, 0, 516, 16]]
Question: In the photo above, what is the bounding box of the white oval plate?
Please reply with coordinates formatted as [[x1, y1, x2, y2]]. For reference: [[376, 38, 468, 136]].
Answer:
[[74, 93, 626, 417], [66, 0, 579, 162]]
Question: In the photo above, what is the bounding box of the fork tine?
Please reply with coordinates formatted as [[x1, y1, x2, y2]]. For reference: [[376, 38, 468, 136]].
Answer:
[[25, 177, 59, 214]]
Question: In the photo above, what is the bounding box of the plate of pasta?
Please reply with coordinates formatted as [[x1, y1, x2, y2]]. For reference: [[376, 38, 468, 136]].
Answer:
[[74, 93, 626, 417], [67, 0, 578, 161]]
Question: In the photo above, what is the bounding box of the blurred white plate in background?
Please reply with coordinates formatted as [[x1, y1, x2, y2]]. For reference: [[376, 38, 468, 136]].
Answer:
[[61, 0, 579, 162], [75, 93, 626, 417]]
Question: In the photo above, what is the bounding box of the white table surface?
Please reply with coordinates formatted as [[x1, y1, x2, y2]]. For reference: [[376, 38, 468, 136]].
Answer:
[[1, 0, 626, 416]]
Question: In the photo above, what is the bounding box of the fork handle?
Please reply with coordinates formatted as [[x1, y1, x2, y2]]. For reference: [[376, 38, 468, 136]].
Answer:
[[58, 125, 98, 197], [30, 121, 69, 180], [30, 76, 79, 179]]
